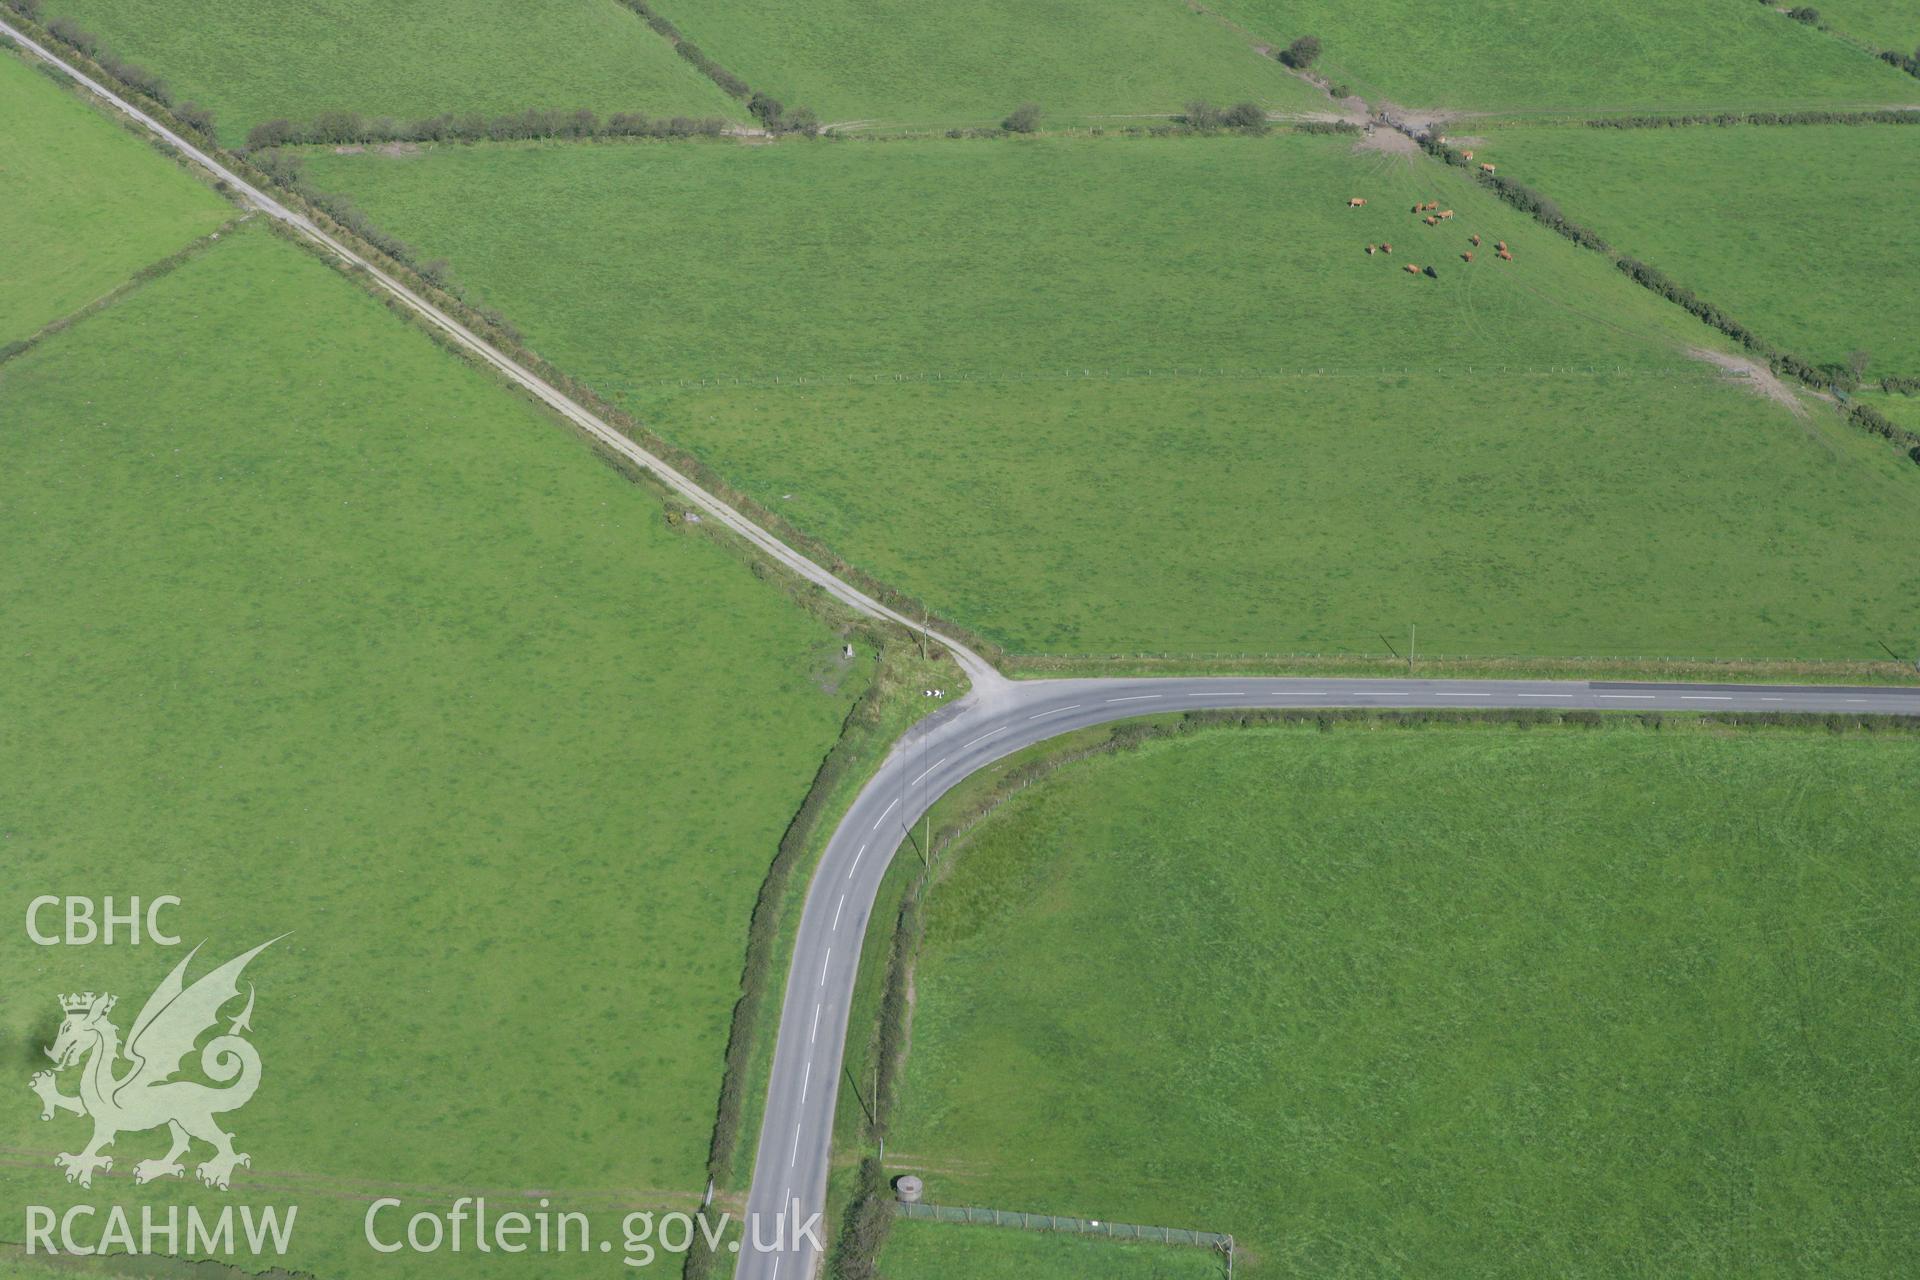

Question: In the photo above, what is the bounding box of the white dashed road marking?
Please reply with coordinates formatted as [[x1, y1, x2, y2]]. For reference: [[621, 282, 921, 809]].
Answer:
[[963, 726, 1008, 749], [872, 798, 899, 830], [1029, 705, 1081, 719]]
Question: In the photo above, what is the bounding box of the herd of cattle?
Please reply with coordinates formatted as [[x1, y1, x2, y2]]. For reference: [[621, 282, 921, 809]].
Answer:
[[1347, 185, 1514, 279]]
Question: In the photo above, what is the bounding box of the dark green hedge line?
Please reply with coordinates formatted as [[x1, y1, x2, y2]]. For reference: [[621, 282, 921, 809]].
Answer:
[[827, 1157, 894, 1279], [4, 1, 221, 140], [243, 107, 734, 150], [1416, 130, 1920, 457], [1582, 107, 1920, 129], [612, 0, 819, 135]]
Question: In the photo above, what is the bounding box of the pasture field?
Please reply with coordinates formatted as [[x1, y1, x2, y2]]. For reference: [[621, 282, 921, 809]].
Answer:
[[878, 1220, 1225, 1279], [875, 722, 1920, 1277], [1472, 123, 1920, 374], [635, 0, 1323, 125], [0, 224, 862, 1276], [304, 133, 1920, 662], [41, 0, 743, 144], [1208, 0, 1910, 113], [0, 49, 227, 342], [1474, 122, 1920, 371], [1815, 1, 1920, 52]]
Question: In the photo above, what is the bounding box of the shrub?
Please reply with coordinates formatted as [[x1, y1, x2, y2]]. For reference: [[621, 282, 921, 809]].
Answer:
[[1279, 34, 1322, 69], [6, 0, 43, 20], [747, 90, 784, 127], [1786, 6, 1820, 23], [1184, 99, 1224, 130], [828, 1157, 893, 1280], [174, 100, 216, 139], [1002, 102, 1042, 133], [308, 109, 365, 145], [46, 17, 96, 57], [1223, 101, 1269, 132]]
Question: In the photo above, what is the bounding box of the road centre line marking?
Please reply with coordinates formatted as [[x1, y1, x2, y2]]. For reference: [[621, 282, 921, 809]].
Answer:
[[1435, 692, 1490, 697], [846, 843, 866, 879], [872, 798, 899, 830], [1847, 699, 1870, 703], [1681, 695, 1731, 700], [1761, 697, 1783, 701], [790, 1128, 800, 1167], [810, 1004, 821, 1043], [801, 1061, 811, 1103], [1598, 694, 1655, 700], [832, 896, 845, 930], [909, 758, 946, 786], [1106, 694, 1162, 702], [819, 949, 831, 986], [963, 726, 1008, 748], [1518, 693, 1573, 698], [1269, 691, 1324, 696], [1029, 705, 1081, 719]]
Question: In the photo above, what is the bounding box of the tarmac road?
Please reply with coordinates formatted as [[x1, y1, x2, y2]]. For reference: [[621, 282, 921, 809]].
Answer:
[[736, 674, 1920, 1278]]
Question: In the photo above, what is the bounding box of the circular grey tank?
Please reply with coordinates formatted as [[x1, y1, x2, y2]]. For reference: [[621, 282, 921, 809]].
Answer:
[[894, 1174, 924, 1203]]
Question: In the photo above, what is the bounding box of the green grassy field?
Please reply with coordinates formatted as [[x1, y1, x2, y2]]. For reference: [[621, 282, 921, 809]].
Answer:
[[640, 0, 1323, 125], [304, 133, 1920, 662], [42, 0, 743, 144], [1815, 1, 1920, 52], [1209, 0, 1910, 112], [1472, 123, 1920, 374], [879, 1219, 1225, 1279], [0, 224, 862, 1275], [0, 50, 228, 342], [876, 722, 1920, 1277]]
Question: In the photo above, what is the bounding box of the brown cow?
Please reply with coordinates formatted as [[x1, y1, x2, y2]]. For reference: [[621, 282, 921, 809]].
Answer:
[[1470, 234, 1481, 246], [1480, 163, 1496, 173], [1404, 263, 1421, 274], [1424, 216, 1438, 225], [1462, 149, 1475, 160], [1366, 244, 1377, 255], [1381, 243, 1393, 254], [1462, 251, 1474, 262], [1438, 210, 1454, 220], [1498, 249, 1513, 261], [1496, 241, 1507, 251], [1348, 197, 1368, 208]]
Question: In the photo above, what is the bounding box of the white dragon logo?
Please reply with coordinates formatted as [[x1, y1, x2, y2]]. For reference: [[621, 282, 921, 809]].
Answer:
[[27, 938, 281, 1191]]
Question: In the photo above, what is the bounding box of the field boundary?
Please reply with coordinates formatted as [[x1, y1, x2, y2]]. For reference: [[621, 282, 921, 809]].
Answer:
[[0, 213, 246, 366], [1403, 125, 1920, 449], [897, 1199, 1232, 1248]]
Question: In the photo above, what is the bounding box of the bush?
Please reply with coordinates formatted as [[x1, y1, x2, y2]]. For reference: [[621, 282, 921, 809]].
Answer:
[[245, 118, 301, 149], [6, 0, 43, 21], [827, 1157, 893, 1280], [1223, 101, 1269, 132], [1279, 34, 1322, 69], [1002, 102, 1042, 133], [1184, 100, 1224, 130], [1786, 6, 1820, 23], [747, 91, 784, 128], [174, 100, 216, 139]]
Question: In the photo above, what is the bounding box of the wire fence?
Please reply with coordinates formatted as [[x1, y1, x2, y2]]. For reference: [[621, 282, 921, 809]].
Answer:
[[601, 363, 1728, 396], [896, 1200, 1231, 1249]]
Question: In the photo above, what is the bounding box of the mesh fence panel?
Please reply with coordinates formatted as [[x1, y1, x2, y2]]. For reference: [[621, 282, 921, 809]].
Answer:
[[896, 1201, 1230, 1248]]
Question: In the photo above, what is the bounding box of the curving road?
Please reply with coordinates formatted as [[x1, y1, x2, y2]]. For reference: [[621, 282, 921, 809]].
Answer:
[[737, 674, 1920, 1278]]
